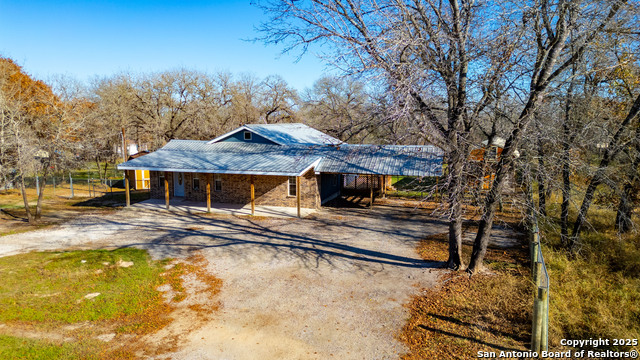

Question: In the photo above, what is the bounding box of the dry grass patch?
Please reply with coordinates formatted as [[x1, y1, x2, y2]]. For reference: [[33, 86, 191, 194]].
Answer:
[[0, 188, 148, 236], [399, 232, 532, 360], [539, 206, 640, 351]]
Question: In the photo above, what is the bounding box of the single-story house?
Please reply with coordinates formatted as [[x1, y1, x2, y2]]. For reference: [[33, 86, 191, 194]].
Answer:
[[117, 123, 443, 215]]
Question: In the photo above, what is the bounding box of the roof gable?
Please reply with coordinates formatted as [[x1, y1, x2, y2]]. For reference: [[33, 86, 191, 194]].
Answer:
[[208, 123, 342, 146]]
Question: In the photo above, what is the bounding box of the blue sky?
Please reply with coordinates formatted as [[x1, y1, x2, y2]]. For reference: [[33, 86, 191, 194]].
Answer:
[[0, 0, 330, 90]]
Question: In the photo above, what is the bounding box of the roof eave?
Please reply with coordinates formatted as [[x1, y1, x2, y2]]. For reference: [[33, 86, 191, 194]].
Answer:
[[117, 164, 307, 177]]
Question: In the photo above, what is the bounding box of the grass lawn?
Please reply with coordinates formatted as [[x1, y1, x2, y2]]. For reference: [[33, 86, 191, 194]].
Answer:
[[0, 249, 221, 359], [387, 176, 443, 200]]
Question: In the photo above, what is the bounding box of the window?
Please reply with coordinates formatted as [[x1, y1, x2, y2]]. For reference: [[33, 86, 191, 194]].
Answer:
[[244, 131, 252, 141], [214, 175, 222, 192], [158, 173, 165, 188], [288, 176, 297, 197], [193, 175, 200, 191]]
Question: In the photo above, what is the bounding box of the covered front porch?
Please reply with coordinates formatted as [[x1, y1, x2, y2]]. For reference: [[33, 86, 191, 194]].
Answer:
[[131, 198, 316, 218]]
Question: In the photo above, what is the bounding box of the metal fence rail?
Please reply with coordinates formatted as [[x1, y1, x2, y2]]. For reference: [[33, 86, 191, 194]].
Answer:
[[530, 219, 550, 353]]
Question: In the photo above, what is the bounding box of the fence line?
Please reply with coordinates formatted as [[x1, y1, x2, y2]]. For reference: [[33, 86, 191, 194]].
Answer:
[[530, 217, 550, 353], [2, 175, 132, 199]]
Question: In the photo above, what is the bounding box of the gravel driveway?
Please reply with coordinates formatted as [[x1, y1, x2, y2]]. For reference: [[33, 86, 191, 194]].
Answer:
[[1, 201, 449, 359]]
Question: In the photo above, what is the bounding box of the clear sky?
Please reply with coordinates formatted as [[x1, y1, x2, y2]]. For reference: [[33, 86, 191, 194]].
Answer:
[[0, 0, 330, 91]]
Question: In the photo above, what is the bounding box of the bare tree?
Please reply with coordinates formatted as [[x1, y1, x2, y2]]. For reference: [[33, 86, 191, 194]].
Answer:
[[257, 0, 530, 270], [256, 0, 635, 273], [301, 75, 379, 142], [259, 75, 298, 123], [467, 0, 632, 272], [0, 58, 85, 222]]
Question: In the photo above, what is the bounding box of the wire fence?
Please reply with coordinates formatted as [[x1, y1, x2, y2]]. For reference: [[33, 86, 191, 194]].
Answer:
[[530, 217, 550, 353], [3, 175, 136, 199]]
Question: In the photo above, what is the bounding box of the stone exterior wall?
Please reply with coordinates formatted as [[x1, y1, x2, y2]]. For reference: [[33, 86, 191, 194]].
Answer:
[[148, 169, 320, 209]]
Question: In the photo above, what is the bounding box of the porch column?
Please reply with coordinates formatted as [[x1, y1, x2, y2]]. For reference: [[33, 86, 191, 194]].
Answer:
[[369, 184, 373, 208], [121, 127, 128, 206], [296, 176, 301, 218], [164, 172, 170, 210], [250, 175, 255, 216], [124, 171, 131, 207], [206, 174, 211, 213], [381, 175, 386, 198]]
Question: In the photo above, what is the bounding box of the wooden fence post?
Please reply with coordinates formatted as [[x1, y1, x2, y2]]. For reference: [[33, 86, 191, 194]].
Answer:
[[541, 289, 549, 352], [532, 287, 546, 353], [533, 262, 542, 288]]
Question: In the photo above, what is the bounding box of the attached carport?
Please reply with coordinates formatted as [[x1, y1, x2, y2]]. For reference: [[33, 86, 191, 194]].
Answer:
[[314, 144, 444, 207]]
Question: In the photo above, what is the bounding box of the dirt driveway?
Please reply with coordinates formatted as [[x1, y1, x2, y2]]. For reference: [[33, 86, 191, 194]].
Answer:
[[1, 201, 450, 359]]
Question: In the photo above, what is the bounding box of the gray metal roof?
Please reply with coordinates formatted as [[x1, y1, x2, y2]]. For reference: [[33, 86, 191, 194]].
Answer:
[[118, 140, 443, 177], [208, 123, 342, 146], [118, 141, 322, 176], [315, 145, 443, 176]]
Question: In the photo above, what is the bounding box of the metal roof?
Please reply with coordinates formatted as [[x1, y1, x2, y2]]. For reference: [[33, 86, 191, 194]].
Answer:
[[118, 141, 323, 176], [315, 145, 443, 176], [208, 123, 343, 146], [118, 140, 443, 177]]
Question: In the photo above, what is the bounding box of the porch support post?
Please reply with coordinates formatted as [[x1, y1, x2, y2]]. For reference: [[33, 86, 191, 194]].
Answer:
[[250, 175, 255, 216], [296, 176, 301, 218], [164, 172, 170, 210], [382, 175, 386, 198], [206, 174, 211, 213], [370, 175, 374, 208], [125, 171, 131, 207]]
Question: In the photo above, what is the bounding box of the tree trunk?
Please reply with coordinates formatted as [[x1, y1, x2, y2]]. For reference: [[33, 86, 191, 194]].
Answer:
[[615, 183, 634, 233], [35, 163, 49, 221], [95, 156, 102, 180], [19, 175, 34, 224], [446, 153, 465, 270], [467, 94, 543, 274], [616, 126, 640, 233], [537, 138, 547, 217], [467, 154, 510, 274], [560, 152, 571, 246], [560, 81, 575, 248]]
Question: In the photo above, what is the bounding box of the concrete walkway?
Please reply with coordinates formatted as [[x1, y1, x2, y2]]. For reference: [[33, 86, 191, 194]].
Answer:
[[131, 198, 316, 218]]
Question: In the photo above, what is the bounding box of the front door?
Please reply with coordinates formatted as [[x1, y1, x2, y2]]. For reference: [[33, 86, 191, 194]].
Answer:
[[173, 172, 185, 197]]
